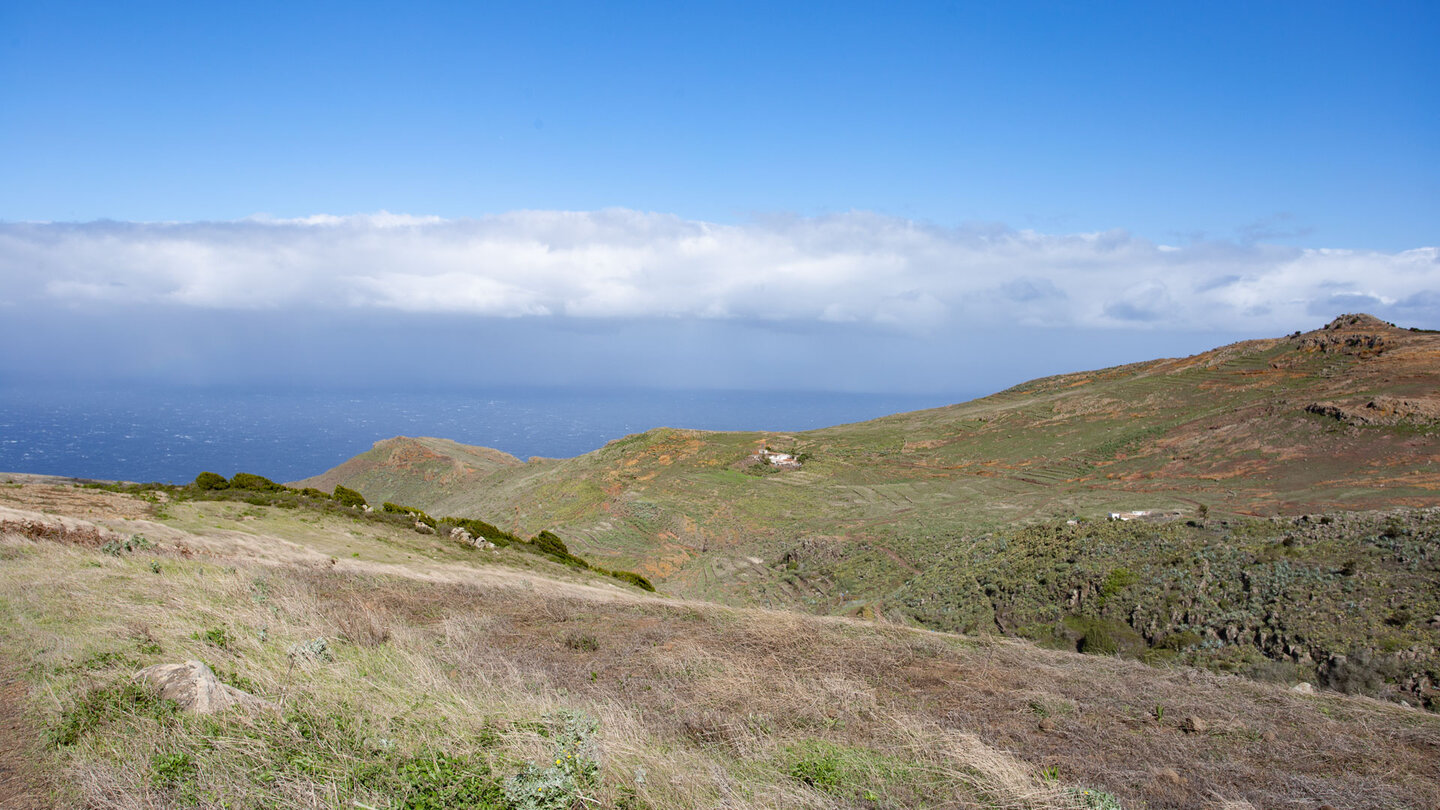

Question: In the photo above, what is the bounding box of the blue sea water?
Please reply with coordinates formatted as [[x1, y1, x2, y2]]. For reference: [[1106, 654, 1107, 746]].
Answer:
[[0, 385, 964, 484]]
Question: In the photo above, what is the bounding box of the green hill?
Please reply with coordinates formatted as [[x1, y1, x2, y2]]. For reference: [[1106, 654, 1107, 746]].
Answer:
[[299, 314, 1440, 707]]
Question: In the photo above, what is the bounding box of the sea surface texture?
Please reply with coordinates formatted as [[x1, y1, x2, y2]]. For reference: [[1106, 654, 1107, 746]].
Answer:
[[0, 385, 959, 483]]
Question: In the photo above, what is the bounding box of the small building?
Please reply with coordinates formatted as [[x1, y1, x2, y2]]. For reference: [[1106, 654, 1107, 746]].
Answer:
[[757, 448, 803, 469]]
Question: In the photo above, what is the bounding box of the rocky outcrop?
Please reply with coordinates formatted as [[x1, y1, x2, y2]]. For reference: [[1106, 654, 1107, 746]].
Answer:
[[133, 661, 274, 714], [1324, 313, 1394, 331], [1306, 396, 1440, 425], [1295, 313, 1395, 355]]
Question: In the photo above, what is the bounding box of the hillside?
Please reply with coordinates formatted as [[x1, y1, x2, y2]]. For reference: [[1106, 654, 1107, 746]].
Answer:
[[1, 478, 1437, 809], [294, 436, 524, 508], [306, 315, 1440, 569], [300, 314, 1440, 708]]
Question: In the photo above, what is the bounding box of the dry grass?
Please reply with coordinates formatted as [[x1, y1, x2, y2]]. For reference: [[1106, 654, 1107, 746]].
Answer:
[[0, 494, 1437, 810]]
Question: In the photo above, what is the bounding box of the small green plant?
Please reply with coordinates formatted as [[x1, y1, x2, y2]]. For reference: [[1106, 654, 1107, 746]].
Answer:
[[502, 711, 601, 810], [1039, 765, 1061, 782], [195, 627, 231, 649], [50, 680, 179, 747], [1152, 704, 1164, 723], [287, 637, 333, 663], [789, 748, 844, 791], [150, 750, 196, 787], [391, 751, 504, 809], [101, 534, 154, 557], [564, 632, 599, 652], [1069, 787, 1125, 809], [149, 560, 162, 574]]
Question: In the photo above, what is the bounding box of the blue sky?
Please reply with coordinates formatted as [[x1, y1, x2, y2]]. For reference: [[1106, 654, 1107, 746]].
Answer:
[[0, 1, 1436, 395]]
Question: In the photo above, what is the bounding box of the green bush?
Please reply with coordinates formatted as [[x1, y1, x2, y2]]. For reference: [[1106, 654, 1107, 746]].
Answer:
[[1070, 616, 1146, 657], [608, 570, 656, 592], [193, 471, 228, 491], [229, 473, 284, 492], [448, 517, 523, 547], [1099, 567, 1139, 601], [383, 502, 437, 529], [333, 485, 367, 508], [532, 531, 570, 557]]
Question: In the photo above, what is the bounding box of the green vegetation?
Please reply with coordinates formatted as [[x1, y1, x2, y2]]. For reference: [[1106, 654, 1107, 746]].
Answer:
[[193, 471, 228, 491], [880, 512, 1440, 707], [3, 477, 1438, 810], [332, 484, 367, 508], [92, 475, 659, 594]]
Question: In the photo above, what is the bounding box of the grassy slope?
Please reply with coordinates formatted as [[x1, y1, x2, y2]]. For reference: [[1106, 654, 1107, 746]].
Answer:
[[305, 317, 1440, 605], [2, 482, 1438, 809], [290, 317, 1440, 712]]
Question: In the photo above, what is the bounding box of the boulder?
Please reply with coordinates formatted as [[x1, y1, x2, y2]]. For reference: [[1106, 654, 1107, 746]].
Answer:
[[134, 660, 274, 714], [1290, 682, 1315, 695]]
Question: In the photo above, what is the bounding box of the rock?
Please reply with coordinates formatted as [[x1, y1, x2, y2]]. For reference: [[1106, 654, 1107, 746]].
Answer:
[[1037, 718, 1055, 732], [1179, 716, 1208, 734], [134, 660, 273, 714], [414, 521, 435, 534], [1324, 313, 1390, 330], [1291, 682, 1315, 695], [1260, 730, 1277, 743]]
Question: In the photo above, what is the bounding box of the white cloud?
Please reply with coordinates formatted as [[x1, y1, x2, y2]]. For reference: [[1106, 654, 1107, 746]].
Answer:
[[1, 211, 1435, 331]]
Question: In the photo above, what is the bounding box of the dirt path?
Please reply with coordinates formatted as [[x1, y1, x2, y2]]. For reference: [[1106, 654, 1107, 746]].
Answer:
[[0, 663, 49, 809]]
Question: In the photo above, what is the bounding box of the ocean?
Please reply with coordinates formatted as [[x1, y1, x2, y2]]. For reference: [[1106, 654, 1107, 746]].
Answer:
[[0, 385, 964, 484]]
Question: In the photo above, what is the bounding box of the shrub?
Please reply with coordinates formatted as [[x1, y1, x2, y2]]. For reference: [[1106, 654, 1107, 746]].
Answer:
[[333, 485, 367, 508], [1099, 567, 1139, 601], [193, 471, 228, 490], [532, 531, 570, 557], [229, 473, 284, 492], [1072, 616, 1146, 657], [449, 517, 522, 547], [384, 502, 437, 529], [608, 570, 656, 592]]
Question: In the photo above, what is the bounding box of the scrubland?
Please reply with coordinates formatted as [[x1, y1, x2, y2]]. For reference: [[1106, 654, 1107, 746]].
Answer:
[[0, 484, 1437, 809]]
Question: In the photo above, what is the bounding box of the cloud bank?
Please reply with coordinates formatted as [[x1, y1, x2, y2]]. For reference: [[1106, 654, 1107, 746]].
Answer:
[[2, 210, 1436, 331]]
